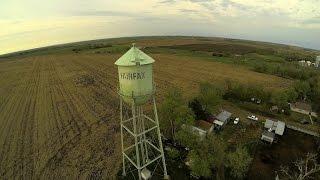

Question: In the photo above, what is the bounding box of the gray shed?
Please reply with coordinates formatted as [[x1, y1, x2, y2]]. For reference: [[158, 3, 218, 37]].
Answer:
[[213, 110, 232, 127], [261, 131, 275, 143]]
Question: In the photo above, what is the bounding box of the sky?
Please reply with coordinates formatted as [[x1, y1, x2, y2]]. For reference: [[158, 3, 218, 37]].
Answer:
[[0, 0, 320, 55]]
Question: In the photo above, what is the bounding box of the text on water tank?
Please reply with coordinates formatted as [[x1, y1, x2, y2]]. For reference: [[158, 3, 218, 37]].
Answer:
[[120, 72, 145, 80]]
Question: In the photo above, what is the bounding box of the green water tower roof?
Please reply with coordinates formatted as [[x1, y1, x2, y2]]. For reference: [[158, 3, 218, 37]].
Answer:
[[115, 44, 155, 66]]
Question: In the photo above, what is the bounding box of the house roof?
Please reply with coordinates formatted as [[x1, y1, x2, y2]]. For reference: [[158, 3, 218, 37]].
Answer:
[[264, 119, 285, 136], [216, 110, 232, 122], [190, 126, 207, 137], [213, 120, 224, 126], [261, 131, 275, 143], [196, 120, 213, 131], [182, 124, 207, 138], [275, 121, 285, 135], [292, 102, 312, 112], [264, 119, 274, 129], [262, 131, 275, 138], [114, 44, 155, 66]]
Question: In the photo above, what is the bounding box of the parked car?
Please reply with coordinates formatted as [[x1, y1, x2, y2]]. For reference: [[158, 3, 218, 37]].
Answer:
[[247, 115, 258, 121], [234, 117, 240, 124]]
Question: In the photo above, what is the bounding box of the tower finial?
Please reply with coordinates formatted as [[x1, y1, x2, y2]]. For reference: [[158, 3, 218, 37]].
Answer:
[[132, 43, 135, 48]]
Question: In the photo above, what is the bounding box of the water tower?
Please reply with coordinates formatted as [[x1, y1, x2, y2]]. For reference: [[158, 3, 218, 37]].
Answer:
[[115, 44, 168, 180]]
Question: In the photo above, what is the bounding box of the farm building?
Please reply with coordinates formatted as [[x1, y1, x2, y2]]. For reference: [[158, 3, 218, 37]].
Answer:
[[186, 120, 213, 139], [298, 60, 312, 67], [261, 131, 275, 143], [261, 119, 285, 143], [213, 110, 232, 129], [264, 119, 285, 135]]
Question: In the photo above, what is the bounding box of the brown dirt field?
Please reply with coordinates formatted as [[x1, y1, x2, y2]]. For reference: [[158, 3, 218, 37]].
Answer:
[[0, 50, 292, 178]]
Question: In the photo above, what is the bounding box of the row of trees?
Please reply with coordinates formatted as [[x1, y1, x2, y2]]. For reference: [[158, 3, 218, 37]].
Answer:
[[252, 53, 320, 115], [223, 79, 320, 115], [223, 81, 293, 114], [280, 52, 316, 62], [159, 86, 252, 179], [253, 62, 318, 80]]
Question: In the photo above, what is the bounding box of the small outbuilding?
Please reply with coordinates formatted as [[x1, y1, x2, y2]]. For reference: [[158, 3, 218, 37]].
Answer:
[[196, 120, 214, 133], [261, 130, 275, 143], [185, 120, 214, 139], [213, 110, 232, 129]]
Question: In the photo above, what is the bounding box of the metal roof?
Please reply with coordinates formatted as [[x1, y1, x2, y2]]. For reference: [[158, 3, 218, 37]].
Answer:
[[196, 120, 213, 131], [264, 119, 274, 129], [261, 131, 275, 143], [213, 120, 224, 126], [275, 121, 285, 135], [114, 44, 155, 66], [264, 119, 285, 136], [216, 110, 232, 122]]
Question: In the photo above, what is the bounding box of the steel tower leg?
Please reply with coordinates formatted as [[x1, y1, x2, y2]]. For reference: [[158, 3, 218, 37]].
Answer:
[[153, 96, 169, 179], [138, 107, 146, 165], [120, 98, 126, 176], [119, 97, 168, 179], [132, 103, 142, 180], [141, 107, 149, 162]]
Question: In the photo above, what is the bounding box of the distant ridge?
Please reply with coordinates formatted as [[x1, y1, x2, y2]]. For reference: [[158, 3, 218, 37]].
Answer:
[[1, 36, 319, 58]]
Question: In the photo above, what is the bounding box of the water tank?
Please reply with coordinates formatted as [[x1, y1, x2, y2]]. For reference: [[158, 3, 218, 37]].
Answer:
[[115, 44, 155, 105]]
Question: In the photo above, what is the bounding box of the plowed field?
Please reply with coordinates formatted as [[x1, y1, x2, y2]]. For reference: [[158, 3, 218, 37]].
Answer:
[[0, 38, 293, 178]]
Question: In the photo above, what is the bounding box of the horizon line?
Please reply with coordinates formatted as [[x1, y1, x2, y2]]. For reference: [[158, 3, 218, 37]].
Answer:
[[1, 35, 319, 57]]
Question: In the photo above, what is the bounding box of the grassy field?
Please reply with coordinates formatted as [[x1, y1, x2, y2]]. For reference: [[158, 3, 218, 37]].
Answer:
[[0, 36, 316, 178]]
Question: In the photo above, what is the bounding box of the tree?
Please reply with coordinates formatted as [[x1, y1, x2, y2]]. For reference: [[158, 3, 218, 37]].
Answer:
[[279, 153, 320, 180], [167, 148, 180, 160], [294, 81, 311, 101], [188, 149, 213, 178], [159, 87, 195, 141], [226, 146, 252, 179], [189, 98, 209, 120], [197, 82, 222, 113], [308, 76, 320, 115], [270, 91, 289, 112], [186, 135, 227, 179], [175, 127, 200, 149], [285, 88, 299, 103], [224, 80, 271, 103]]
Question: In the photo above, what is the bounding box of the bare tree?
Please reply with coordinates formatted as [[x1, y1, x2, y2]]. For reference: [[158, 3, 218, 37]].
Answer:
[[279, 153, 320, 180]]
